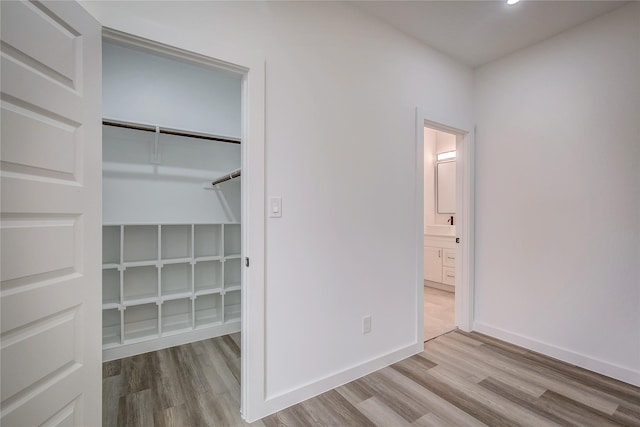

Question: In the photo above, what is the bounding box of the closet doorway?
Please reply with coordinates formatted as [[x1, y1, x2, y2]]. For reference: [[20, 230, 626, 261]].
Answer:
[[100, 30, 252, 424], [423, 126, 457, 341]]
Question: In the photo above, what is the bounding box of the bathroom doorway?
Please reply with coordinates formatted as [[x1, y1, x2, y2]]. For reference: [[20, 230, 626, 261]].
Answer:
[[423, 126, 457, 341]]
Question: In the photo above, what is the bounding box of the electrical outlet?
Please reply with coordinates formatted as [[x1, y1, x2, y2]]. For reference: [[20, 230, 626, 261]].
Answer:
[[362, 315, 372, 334]]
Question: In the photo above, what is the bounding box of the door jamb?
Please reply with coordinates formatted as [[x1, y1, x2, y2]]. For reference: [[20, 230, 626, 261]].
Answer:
[[415, 109, 474, 341], [100, 28, 267, 422]]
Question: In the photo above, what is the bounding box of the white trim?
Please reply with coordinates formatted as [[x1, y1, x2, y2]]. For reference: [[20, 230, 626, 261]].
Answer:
[[103, 322, 241, 362], [416, 108, 475, 339], [100, 29, 268, 423], [103, 28, 244, 75], [260, 343, 423, 417], [241, 60, 266, 423], [415, 109, 426, 346], [455, 127, 475, 332], [474, 322, 640, 387]]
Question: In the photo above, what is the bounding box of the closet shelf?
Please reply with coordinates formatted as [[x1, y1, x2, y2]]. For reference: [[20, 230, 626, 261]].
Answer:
[[195, 255, 223, 262], [102, 302, 120, 310], [122, 260, 159, 268], [161, 257, 193, 266], [102, 222, 241, 360], [102, 263, 120, 270], [123, 296, 159, 307], [161, 291, 193, 302], [103, 221, 240, 226], [224, 284, 241, 293], [194, 288, 223, 297], [103, 118, 241, 144]]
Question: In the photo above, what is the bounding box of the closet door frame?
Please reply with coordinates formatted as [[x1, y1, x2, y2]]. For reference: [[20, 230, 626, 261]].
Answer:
[[101, 29, 266, 422]]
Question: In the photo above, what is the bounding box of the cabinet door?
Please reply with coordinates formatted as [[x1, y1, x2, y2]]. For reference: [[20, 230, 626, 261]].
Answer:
[[443, 267, 456, 287], [424, 246, 443, 283], [443, 248, 456, 268]]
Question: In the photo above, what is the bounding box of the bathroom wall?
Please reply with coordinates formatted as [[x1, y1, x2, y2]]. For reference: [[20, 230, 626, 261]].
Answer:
[[435, 132, 455, 154], [424, 127, 436, 228], [424, 128, 457, 227]]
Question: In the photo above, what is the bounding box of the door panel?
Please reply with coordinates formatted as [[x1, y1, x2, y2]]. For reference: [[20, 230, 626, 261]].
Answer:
[[1, 215, 77, 282], [0, 1, 102, 425], [1, 105, 78, 179], [0, 0, 79, 83]]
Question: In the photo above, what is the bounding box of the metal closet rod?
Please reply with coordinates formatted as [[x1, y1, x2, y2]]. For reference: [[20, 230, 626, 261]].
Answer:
[[211, 169, 241, 186], [102, 119, 241, 144]]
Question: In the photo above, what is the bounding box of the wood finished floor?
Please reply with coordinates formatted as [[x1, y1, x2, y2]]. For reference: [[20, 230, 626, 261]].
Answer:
[[102, 333, 263, 427], [424, 286, 455, 342], [104, 331, 640, 427]]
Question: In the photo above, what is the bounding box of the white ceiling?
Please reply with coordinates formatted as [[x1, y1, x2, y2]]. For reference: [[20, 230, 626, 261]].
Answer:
[[352, 1, 629, 68]]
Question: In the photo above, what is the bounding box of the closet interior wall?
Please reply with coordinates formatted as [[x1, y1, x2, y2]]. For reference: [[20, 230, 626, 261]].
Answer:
[[101, 41, 242, 361]]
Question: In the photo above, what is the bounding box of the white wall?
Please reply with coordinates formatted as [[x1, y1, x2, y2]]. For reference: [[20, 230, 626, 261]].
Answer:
[[103, 42, 241, 138], [424, 128, 457, 226], [82, 0, 473, 417], [435, 132, 455, 154], [102, 43, 241, 225], [103, 126, 241, 224], [424, 128, 436, 227], [474, 3, 640, 385]]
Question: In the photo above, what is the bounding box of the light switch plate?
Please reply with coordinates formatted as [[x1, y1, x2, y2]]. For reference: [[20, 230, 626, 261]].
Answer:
[[269, 197, 282, 218]]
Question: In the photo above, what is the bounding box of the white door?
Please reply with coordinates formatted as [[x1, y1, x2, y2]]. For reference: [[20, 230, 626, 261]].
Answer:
[[1, 1, 102, 425]]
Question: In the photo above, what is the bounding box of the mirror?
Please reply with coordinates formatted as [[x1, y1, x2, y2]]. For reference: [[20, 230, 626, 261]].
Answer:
[[436, 161, 455, 213]]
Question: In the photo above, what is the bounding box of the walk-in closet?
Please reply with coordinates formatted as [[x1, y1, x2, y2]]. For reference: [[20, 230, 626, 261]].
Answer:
[[101, 38, 243, 362]]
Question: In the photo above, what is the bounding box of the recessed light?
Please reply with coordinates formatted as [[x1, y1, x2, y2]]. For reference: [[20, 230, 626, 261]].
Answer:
[[507, 0, 520, 4]]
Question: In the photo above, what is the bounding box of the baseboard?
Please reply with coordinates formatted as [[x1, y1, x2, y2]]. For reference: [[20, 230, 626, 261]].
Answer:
[[473, 321, 640, 387], [102, 321, 241, 361], [424, 280, 454, 293], [256, 341, 423, 419]]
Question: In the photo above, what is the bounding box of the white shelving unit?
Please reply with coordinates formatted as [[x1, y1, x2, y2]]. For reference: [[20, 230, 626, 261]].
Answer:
[[102, 222, 241, 361]]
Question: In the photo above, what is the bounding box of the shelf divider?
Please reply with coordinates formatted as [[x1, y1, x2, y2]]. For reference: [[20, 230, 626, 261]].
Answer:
[[102, 222, 241, 358]]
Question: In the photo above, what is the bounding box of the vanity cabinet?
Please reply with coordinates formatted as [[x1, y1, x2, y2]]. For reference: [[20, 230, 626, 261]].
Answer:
[[424, 235, 457, 290], [424, 246, 443, 283], [442, 247, 456, 286]]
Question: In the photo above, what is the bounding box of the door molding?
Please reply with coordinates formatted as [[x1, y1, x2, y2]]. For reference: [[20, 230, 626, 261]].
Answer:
[[415, 108, 475, 338], [101, 29, 267, 422]]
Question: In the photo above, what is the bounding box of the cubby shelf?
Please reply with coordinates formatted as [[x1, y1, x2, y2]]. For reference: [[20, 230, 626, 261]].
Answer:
[[161, 298, 192, 335], [224, 290, 241, 324], [102, 223, 241, 358], [102, 308, 121, 348]]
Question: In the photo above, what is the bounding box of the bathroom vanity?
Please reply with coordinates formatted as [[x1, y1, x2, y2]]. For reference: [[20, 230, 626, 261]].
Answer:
[[424, 225, 456, 292]]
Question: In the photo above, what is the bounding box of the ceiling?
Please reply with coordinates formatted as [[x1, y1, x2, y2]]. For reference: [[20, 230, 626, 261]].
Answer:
[[352, 1, 629, 68]]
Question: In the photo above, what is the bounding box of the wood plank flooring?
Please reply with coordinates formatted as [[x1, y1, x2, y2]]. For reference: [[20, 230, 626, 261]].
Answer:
[[424, 286, 455, 341], [102, 333, 263, 427], [104, 331, 640, 426], [264, 331, 640, 426]]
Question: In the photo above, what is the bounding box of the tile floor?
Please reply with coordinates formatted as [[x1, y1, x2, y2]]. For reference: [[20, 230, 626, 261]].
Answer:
[[424, 285, 455, 341]]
